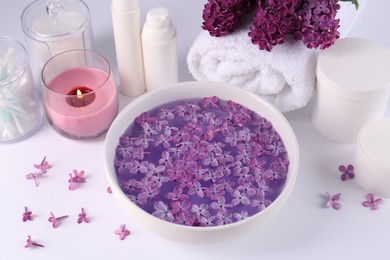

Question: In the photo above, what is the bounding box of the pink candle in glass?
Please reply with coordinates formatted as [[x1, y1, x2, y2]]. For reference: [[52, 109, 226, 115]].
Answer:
[[42, 50, 118, 139]]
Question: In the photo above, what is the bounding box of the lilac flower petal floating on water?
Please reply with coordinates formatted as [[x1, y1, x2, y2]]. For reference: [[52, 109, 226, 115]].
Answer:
[[362, 193, 383, 210]]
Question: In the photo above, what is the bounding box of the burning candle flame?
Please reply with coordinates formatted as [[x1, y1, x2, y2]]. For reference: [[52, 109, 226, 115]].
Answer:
[[76, 89, 83, 100]]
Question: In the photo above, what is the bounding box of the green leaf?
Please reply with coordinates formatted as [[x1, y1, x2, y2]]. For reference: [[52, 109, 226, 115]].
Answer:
[[339, 0, 359, 10]]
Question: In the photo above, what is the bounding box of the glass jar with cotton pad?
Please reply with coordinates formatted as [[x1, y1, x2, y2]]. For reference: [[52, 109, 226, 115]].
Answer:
[[0, 36, 42, 143], [312, 38, 390, 143]]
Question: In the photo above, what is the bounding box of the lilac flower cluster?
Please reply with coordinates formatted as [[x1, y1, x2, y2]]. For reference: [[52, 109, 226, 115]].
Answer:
[[202, 0, 345, 51], [293, 0, 340, 49], [114, 97, 289, 226], [249, 0, 301, 51], [202, 0, 253, 37]]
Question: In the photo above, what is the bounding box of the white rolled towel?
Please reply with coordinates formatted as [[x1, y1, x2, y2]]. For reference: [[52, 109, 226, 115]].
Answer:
[[187, 22, 320, 113]]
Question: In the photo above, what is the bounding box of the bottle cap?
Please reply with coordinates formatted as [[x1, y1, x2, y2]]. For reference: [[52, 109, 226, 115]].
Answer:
[[142, 7, 176, 42]]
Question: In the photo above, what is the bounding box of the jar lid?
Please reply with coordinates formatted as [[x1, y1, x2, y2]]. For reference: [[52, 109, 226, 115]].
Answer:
[[21, 0, 91, 41], [358, 118, 390, 168], [317, 38, 390, 100]]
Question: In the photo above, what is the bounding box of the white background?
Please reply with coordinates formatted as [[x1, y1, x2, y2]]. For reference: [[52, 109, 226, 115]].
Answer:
[[1, 0, 390, 259]]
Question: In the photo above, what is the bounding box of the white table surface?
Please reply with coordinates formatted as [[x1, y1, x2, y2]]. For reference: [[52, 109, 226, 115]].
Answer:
[[1, 1, 390, 259]]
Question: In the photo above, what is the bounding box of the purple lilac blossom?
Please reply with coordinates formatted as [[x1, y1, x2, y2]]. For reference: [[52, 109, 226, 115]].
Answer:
[[202, 0, 253, 37], [293, 0, 340, 49], [114, 96, 289, 226], [249, 0, 302, 51]]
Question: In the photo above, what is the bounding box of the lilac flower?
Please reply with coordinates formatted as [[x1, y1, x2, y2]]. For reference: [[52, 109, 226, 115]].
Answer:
[[249, 0, 301, 51], [174, 212, 195, 226], [114, 224, 130, 240], [186, 102, 201, 112], [135, 112, 156, 125], [204, 184, 225, 200], [48, 212, 68, 228], [68, 169, 86, 191], [188, 165, 209, 180], [155, 120, 168, 132], [338, 164, 355, 181], [232, 190, 251, 206], [188, 180, 205, 198], [183, 110, 202, 123], [120, 179, 139, 193], [158, 108, 175, 120], [203, 96, 219, 108], [191, 204, 210, 217], [116, 144, 135, 158], [203, 169, 224, 182], [174, 105, 188, 117], [199, 215, 216, 226], [250, 196, 271, 211], [235, 167, 254, 185], [77, 208, 90, 224], [237, 182, 256, 197], [184, 122, 203, 135], [362, 193, 383, 210], [25, 235, 44, 248], [114, 159, 132, 176], [201, 0, 252, 37], [215, 211, 233, 226], [158, 151, 173, 167], [166, 164, 185, 181], [150, 173, 170, 187], [266, 141, 287, 157], [155, 134, 172, 149], [238, 127, 252, 142], [177, 173, 193, 189], [171, 199, 191, 215], [133, 135, 153, 149], [203, 152, 220, 167], [217, 178, 235, 193], [142, 122, 158, 136], [324, 192, 342, 210], [233, 210, 249, 221], [223, 100, 241, 113], [139, 184, 160, 201], [33, 156, 51, 173], [210, 196, 233, 212], [252, 117, 272, 130], [256, 178, 273, 197], [128, 160, 148, 174], [225, 131, 238, 147], [294, 0, 340, 49], [22, 206, 33, 222], [25, 171, 44, 187], [206, 117, 223, 130], [165, 187, 189, 201]]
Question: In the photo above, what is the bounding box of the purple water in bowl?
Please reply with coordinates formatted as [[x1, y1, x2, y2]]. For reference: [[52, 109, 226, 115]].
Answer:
[[114, 96, 289, 226]]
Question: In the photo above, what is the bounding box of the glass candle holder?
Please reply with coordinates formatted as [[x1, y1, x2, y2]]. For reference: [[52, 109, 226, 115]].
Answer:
[[42, 49, 118, 139], [0, 36, 42, 143], [21, 0, 94, 84]]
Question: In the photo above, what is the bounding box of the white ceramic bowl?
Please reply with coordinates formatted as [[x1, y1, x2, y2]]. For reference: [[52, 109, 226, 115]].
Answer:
[[104, 81, 299, 243]]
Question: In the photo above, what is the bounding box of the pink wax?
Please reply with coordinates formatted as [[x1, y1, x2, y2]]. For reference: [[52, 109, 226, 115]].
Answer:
[[44, 67, 118, 138]]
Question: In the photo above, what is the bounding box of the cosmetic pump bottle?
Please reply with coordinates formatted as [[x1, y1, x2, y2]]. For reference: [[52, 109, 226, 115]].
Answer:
[[142, 7, 178, 92], [111, 0, 145, 96]]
